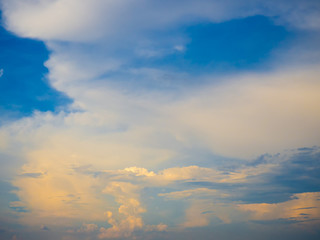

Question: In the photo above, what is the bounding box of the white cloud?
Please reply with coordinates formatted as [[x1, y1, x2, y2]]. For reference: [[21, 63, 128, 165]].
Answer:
[[123, 167, 156, 177], [264, 0, 320, 31], [99, 182, 145, 239], [2, 0, 319, 43], [0, 69, 3, 78], [165, 68, 320, 158], [17, 41, 320, 160], [2, 0, 118, 42], [2, 1, 319, 162], [0, 63, 319, 233]]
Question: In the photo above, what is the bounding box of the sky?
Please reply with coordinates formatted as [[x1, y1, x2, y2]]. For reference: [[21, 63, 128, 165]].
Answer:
[[0, 0, 320, 239]]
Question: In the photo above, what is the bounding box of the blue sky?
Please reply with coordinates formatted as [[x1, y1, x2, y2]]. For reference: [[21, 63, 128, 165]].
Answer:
[[0, 1, 320, 240], [152, 15, 291, 71], [0, 12, 70, 122]]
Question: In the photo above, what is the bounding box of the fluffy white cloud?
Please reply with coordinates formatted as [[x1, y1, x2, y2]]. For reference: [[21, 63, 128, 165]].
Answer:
[[2, 0, 320, 43], [100, 182, 145, 239], [6, 64, 317, 162]]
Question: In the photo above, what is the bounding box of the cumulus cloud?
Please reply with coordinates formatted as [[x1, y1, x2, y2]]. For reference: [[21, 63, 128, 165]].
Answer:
[[100, 182, 145, 239], [99, 181, 166, 238]]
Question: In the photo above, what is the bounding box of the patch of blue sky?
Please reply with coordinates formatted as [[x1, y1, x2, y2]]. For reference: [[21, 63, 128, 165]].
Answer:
[[133, 15, 292, 75], [96, 15, 294, 92], [0, 13, 71, 121], [185, 16, 290, 67]]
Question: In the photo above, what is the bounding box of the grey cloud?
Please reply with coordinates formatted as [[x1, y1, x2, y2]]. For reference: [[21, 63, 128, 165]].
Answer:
[[19, 173, 44, 178], [41, 225, 50, 231], [227, 147, 320, 204], [162, 147, 320, 205]]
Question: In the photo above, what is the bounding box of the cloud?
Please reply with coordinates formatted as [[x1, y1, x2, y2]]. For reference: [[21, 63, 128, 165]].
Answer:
[[1, 147, 320, 238], [159, 188, 220, 200], [2, 0, 320, 44], [3, 144, 320, 228], [265, 0, 320, 31], [14, 57, 320, 160], [77, 223, 98, 233], [165, 68, 320, 158], [238, 192, 320, 225], [0, 1, 320, 239], [1, 2, 319, 170], [1, 0, 236, 41], [123, 167, 156, 177], [99, 182, 145, 239], [0, 69, 3, 78], [99, 181, 167, 238], [181, 200, 214, 228], [144, 223, 168, 232], [41, 225, 50, 231], [178, 191, 320, 229]]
